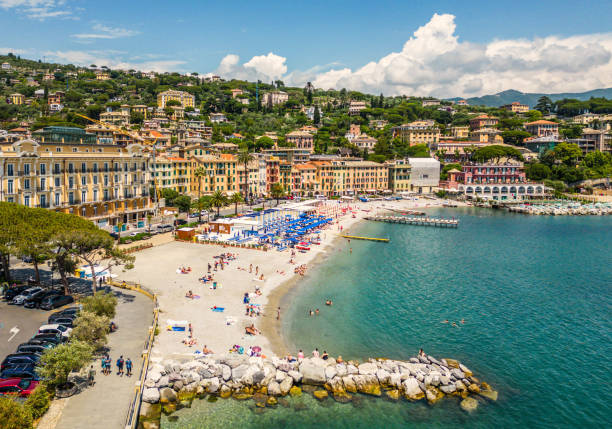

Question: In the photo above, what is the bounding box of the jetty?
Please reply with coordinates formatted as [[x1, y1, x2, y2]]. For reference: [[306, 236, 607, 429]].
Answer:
[[366, 215, 459, 228], [341, 235, 390, 243], [387, 208, 426, 216]]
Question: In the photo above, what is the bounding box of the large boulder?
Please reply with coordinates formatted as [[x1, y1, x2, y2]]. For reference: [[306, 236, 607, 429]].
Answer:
[[288, 370, 302, 383], [479, 389, 498, 401], [342, 375, 357, 393], [275, 370, 286, 383], [402, 378, 424, 400], [459, 364, 473, 377], [156, 376, 169, 388], [335, 363, 348, 377], [425, 386, 444, 404], [200, 377, 220, 393], [357, 362, 377, 375], [142, 387, 160, 403], [347, 364, 359, 375], [353, 375, 381, 396], [232, 364, 250, 381], [279, 376, 293, 395], [267, 381, 281, 396], [376, 369, 390, 386], [159, 387, 177, 403], [221, 365, 232, 381], [299, 359, 327, 385], [389, 373, 402, 389], [325, 365, 337, 381], [439, 383, 457, 394], [451, 368, 465, 379], [313, 390, 328, 400], [147, 371, 162, 383], [460, 397, 478, 412]]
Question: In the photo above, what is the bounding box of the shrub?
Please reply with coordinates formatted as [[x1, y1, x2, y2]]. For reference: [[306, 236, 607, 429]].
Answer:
[[80, 291, 118, 318], [24, 385, 51, 420], [72, 311, 110, 350], [0, 396, 33, 429], [37, 340, 94, 387]]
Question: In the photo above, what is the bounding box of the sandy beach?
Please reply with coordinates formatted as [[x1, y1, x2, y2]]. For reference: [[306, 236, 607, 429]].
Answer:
[[116, 197, 458, 362]]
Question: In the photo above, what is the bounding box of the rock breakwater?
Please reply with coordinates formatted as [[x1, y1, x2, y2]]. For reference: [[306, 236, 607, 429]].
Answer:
[[138, 353, 497, 428]]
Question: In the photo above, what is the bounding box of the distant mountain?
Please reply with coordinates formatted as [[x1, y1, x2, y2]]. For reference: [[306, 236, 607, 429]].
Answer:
[[447, 88, 612, 108]]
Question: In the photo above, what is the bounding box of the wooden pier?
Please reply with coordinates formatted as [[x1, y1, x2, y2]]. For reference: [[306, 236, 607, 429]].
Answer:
[[341, 235, 390, 242], [365, 215, 459, 228], [387, 208, 426, 216]]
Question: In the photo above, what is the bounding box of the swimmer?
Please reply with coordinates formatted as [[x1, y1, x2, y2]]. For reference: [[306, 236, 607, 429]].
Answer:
[[441, 319, 449, 323], [452, 322, 459, 328], [309, 309, 314, 316], [315, 308, 320, 315], [460, 318, 465, 324]]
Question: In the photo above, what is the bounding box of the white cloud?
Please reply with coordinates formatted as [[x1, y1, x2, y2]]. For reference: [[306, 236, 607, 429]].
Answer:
[[0, 47, 31, 55], [72, 24, 140, 40], [0, 0, 73, 20], [43, 50, 186, 73], [214, 52, 288, 82]]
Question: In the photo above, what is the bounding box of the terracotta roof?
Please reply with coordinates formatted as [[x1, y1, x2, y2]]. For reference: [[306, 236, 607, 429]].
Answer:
[[524, 120, 557, 125], [220, 154, 235, 161]]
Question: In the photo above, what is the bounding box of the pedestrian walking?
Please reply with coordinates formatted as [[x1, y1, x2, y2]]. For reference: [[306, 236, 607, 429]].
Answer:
[[88, 365, 96, 386], [276, 306, 281, 320], [117, 355, 125, 376], [126, 358, 133, 377], [188, 323, 193, 338]]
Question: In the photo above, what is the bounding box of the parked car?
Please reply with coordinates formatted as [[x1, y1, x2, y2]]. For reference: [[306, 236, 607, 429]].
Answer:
[[30, 334, 62, 346], [24, 290, 62, 309], [53, 317, 75, 328], [157, 224, 173, 233], [26, 338, 57, 349], [175, 219, 187, 226], [16, 344, 49, 354], [1, 353, 41, 370], [2, 285, 29, 301], [11, 287, 44, 305], [0, 364, 40, 381], [0, 378, 40, 397], [48, 307, 79, 324], [40, 295, 74, 310], [38, 324, 72, 339]]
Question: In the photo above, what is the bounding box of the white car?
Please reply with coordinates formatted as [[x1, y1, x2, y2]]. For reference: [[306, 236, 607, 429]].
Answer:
[[38, 323, 72, 339], [11, 287, 43, 305]]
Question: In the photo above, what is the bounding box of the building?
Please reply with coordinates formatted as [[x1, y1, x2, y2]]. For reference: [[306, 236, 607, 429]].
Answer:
[[48, 91, 64, 105], [157, 90, 195, 109], [100, 110, 130, 127], [391, 120, 440, 147], [0, 137, 152, 227], [407, 158, 440, 193], [436, 141, 489, 163], [352, 135, 378, 150], [9, 93, 25, 105], [456, 100, 468, 106], [95, 70, 111, 81], [209, 113, 227, 123], [422, 99, 440, 107], [262, 91, 288, 107], [285, 131, 314, 152], [348, 100, 367, 115], [153, 156, 192, 194], [469, 115, 499, 130], [470, 127, 504, 144], [263, 148, 310, 164], [386, 159, 412, 193], [522, 136, 560, 157], [49, 103, 64, 112], [524, 120, 559, 138], [131, 105, 148, 119], [571, 129, 612, 154], [501, 102, 529, 113], [449, 126, 470, 139], [32, 126, 98, 145], [369, 119, 388, 130], [1, 62, 10, 70], [443, 162, 546, 200]]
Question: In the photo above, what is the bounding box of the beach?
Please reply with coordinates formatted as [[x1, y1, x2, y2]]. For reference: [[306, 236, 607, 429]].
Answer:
[[117, 197, 455, 362]]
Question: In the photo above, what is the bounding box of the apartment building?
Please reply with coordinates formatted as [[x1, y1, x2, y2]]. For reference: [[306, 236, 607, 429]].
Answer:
[[348, 100, 367, 115], [449, 126, 470, 139], [391, 120, 440, 146], [469, 115, 499, 130], [262, 91, 288, 107], [0, 136, 152, 226], [386, 159, 412, 193], [157, 89, 196, 108], [100, 110, 130, 127], [285, 131, 314, 152], [470, 127, 504, 144], [9, 93, 25, 105], [501, 102, 529, 113], [524, 120, 559, 138]]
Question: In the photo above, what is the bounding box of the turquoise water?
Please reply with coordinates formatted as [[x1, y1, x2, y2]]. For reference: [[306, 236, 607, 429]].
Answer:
[[162, 208, 612, 428]]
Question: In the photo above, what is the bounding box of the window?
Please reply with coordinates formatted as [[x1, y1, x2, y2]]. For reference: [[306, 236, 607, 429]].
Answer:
[[56, 147, 62, 152], [68, 163, 74, 173], [68, 177, 74, 188], [40, 194, 46, 207], [24, 178, 30, 190], [81, 176, 87, 186], [73, 148, 78, 152], [104, 175, 108, 186], [7, 180, 13, 194], [54, 163, 60, 174], [93, 176, 98, 185], [24, 195, 30, 207], [81, 190, 86, 202], [93, 190, 98, 201], [40, 178, 46, 190], [55, 193, 60, 206], [81, 163, 86, 173], [7, 164, 14, 176], [40, 164, 46, 175], [24, 164, 30, 175], [69, 192, 74, 204]]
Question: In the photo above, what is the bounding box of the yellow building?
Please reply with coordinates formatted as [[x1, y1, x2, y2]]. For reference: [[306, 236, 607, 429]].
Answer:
[[153, 156, 192, 194], [386, 159, 412, 193], [0, 138, 152, 226], [187, 154, 239, 196], [131, 104, 148, 119], [391, 120, 440, 146], [157, 90, 195, 109], [9, 93, 25, 105], [95, 70, 111, 80]]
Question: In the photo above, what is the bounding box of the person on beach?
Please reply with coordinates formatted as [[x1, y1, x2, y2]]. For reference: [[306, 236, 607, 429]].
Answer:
[[186, 290, 194, 299], [88, 365, 96, 386], [249, 264, 252, 273], [117, 355, 124, 376], [126, 358, 132, 377], [325, 299, 333, 306], [312, 348, 320, 358], [321, 351, 329, 360], [309, 309, 314, 316], [243, 292, 250, 304], [188, 323, 193, 338], [202, 345, 213, 355], [255, 266, 259, 275], [245, 324, 260, 335], [277, 307, 281, 320], [208, 263, 212, 273], [298, 350, 304, 359], [336, 355, 343, 364], [419, 348, 424, 356]]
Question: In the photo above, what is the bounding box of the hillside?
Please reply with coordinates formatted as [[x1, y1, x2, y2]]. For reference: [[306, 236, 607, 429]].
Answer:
[[448, 88, 612, 108]]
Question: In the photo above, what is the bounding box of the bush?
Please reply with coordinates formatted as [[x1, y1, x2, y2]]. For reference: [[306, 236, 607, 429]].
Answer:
[[72, 311, 110, 350], [37, 340, 94, 387], [0, 397, 33, 429], [80, 291, 118, 318], [24, 385, 51, 420]]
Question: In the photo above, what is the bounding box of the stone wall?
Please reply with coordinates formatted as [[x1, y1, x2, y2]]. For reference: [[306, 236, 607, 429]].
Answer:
[[139, 353, 497, 428]]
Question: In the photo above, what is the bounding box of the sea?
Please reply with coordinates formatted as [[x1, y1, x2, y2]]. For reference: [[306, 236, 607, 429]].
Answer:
[[161, 207, 612, 429]]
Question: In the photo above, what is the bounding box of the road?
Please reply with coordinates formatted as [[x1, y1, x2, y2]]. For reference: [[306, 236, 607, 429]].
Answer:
[[0, 301, 51, 361]]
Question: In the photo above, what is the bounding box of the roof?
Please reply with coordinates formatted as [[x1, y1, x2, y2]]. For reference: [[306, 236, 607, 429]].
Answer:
[[220, 153, 235, 161], [407, 157, 440, 166], [294, 164, 316, 170], [167, 157, 187, 161], [447, 168, 461, 173], [286, 131, 314, 137], [524, 120, 557, 125]]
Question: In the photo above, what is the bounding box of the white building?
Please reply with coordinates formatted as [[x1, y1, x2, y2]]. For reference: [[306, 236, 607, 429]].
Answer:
[[407, 158, 440, 193], [262, 91, 288, 107]]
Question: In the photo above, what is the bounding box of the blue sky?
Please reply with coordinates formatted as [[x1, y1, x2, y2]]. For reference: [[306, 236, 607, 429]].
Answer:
[[1, 0, 612, 97]]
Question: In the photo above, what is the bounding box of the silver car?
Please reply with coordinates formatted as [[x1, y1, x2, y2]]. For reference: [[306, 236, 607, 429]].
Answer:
[[11, 287, 43, 305]]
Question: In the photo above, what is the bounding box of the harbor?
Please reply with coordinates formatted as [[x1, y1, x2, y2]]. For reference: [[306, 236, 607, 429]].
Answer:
[[365, 215, 459, 228]]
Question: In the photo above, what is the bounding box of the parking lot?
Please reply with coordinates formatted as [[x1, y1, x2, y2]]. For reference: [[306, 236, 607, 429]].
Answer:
[[0, 301, 51, 361]]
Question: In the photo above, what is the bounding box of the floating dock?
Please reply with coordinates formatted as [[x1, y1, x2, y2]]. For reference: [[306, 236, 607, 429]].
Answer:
[[341, 235, 390, 242], [365, 216, 459, 228]]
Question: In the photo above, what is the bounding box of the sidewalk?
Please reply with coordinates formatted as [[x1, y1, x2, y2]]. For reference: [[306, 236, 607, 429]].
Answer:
[[52, 287, 154, 429]]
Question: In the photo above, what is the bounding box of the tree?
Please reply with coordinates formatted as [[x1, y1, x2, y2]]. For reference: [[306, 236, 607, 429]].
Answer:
[[553, 142, 583, 166], [192, 166, 208, 220], [313, 106, 321, 125], [501, 130, 531, 146], [24, 385, 51, 420], [72, 311, 110, 350], [270, 182, 285, 204], [174, 195, 192, 212], [37, 340, 94, 387], [0, 397, 33, 429], [192, 196, 212, 224], [210, 190, 228, 216], [237, 149, 254, 202], [560, 124, 583, 139], [165, 99, 181, 107], [229, 193, 244, 215], [525, 163, 552, 181], [535, 96, 553, 114], [80, 291, 118, 318]]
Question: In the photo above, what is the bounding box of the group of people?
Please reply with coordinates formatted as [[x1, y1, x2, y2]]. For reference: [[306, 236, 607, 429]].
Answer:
[[245, 323, 260, 335], [294, 265, 307, 275], [441, 319, 465, 327], [286, 348, 337, 363], [99, 355, 132, 377], [178, 266, 192, 274]]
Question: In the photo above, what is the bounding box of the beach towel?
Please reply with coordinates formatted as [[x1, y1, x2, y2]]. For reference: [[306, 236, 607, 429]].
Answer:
[[211, 307, 225, 312]]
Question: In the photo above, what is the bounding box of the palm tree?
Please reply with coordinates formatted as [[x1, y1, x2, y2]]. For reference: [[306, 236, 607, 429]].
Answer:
[[229, 193, 244, 216], [193, 166, 207, 199], [270, 183, 285, 205], [237, 149, 254, 204], [191, 196, 210, 224], [210, 190, 228, 217]]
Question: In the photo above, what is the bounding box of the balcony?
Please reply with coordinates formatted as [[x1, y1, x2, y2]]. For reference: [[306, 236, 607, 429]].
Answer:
[[36, 203, 50, 208], [36, 187, 47, 192]]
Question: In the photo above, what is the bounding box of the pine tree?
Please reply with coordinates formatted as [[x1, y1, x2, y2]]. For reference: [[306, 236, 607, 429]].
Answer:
[[313, 106, 321, 125]]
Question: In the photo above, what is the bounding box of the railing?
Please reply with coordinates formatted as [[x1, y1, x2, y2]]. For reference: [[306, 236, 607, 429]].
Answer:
[[108, 280, 158, 429]]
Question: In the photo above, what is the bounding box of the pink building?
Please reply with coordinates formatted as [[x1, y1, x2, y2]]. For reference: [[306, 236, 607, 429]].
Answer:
[[524, 120, 559, 137]]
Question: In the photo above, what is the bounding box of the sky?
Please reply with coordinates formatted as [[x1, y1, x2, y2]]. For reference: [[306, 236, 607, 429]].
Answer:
[[1, 0, 612, 98]]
